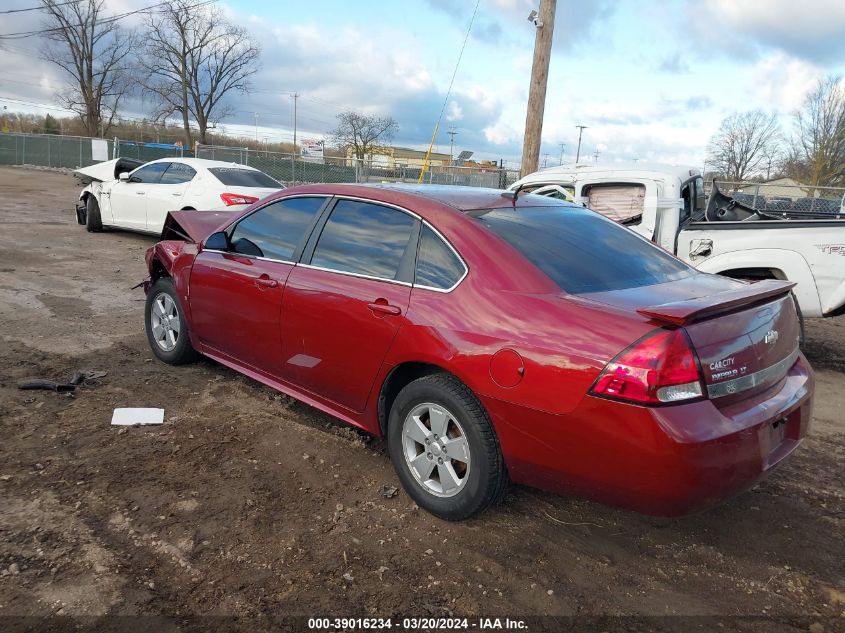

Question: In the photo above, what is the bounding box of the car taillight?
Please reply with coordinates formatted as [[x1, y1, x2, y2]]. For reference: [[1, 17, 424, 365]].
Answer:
[[589, 329, 704, 405], [220, 193, 259, 206]]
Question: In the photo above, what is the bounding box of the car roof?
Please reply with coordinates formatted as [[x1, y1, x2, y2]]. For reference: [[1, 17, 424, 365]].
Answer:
[[145, 157, 260, 171], [513, 161, 699, 187], [278, 183, 565, 213]]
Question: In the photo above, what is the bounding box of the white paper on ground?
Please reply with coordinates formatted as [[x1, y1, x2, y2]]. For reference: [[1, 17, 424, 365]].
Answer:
[[111, 408, 164, 426]]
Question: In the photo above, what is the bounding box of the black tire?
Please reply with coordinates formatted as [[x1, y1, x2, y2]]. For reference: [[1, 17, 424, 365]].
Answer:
[[85, 195, 102, 233], [144, 277, 198, 365], [387, 373, 507, 520]]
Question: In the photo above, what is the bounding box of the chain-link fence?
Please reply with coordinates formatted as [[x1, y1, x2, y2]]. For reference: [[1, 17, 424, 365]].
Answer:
[[0, 132, 116, 169], [0, 132, 520, 190], [195, 143, 520, 188], [712, 180, 845, 218], [114, 139, 190, 162], [0, 132, 191, 169]]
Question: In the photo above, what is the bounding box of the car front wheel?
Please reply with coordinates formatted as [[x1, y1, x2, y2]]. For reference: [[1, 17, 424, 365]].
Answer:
[[144, 277, 198, 365], [387, 373, 507, 520], [85, 195, 102, 232]]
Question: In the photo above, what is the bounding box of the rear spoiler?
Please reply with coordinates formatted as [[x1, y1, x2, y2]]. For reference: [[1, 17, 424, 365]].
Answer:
[[637, 279, 796, 326]]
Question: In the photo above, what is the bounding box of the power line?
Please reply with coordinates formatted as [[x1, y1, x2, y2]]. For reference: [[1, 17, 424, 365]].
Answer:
[[0, 0, 215, 39], [418, 0, 481, 181], [0, 0, 77, 14]]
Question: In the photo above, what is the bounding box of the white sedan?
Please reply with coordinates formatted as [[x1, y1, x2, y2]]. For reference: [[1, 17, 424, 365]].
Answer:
[[74, 157, 284, 234]]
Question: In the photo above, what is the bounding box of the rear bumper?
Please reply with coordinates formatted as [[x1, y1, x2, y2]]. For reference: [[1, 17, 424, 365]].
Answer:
[[487, 354, 814, 516]]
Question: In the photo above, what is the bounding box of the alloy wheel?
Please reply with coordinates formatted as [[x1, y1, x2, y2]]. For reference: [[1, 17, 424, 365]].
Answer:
[[402, 402, 471, 498], [150, 292, 181, 352]]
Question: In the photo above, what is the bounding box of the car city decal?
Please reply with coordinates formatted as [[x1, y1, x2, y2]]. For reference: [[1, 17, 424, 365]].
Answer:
[[817, 244, 845, 255], [708, 356, 747, 382]]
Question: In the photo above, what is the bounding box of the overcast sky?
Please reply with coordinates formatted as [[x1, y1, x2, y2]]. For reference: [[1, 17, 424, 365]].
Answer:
[[1, 0, 844, 167]]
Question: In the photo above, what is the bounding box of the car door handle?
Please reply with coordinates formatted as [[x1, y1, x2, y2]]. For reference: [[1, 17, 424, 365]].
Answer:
[[171, 192, 182, 196], [135, 191, 145, 195], [255, 276, 278, 289], [368, 302, 401, 316]]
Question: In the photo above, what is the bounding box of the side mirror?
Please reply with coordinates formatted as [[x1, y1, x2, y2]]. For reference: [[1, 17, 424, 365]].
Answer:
[[204, 231, 229, 251], [118, 172, 130, 181]]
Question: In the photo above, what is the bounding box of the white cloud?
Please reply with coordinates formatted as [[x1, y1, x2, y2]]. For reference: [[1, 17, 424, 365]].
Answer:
[[445, 100, 463, 121], [746, 52, 823, 113], [696, 0, 845, 62]]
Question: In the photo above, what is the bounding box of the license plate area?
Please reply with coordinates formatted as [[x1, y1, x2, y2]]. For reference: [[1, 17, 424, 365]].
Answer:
[[769, 416, 788, 453]]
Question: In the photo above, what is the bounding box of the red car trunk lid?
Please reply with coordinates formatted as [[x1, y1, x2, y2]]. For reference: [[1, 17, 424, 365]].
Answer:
[[683, 293, 800, 403], [580, 277, 800, 404]]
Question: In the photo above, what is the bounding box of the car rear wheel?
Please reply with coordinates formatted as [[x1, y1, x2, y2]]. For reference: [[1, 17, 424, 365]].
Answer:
[[85, 195, 102, 233], [144, 277, 198, 364], [387, 373, 507, 520]]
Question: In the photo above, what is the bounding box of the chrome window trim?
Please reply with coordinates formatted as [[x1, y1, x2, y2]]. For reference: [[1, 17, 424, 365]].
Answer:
[[297, 263, 412, 287], [224, 193, 332, 233], [201, 193, 470, 292], [707, 348, 800, 399], [200, 249, 296, 266], [306, 195, 421, 285], [210, 193, 331, 262], [412, 220, 469, 294]]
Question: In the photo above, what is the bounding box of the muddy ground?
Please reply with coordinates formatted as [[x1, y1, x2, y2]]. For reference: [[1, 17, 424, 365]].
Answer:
[[0, 167, 843, 632]]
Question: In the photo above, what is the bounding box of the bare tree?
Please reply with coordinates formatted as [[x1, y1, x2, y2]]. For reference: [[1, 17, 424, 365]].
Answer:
[[140, 0, 261, 147], [705, 110, 781, 181], [331, 112, 398, 160], [789, 75, 845, 187], [39, 0, 136, 137]]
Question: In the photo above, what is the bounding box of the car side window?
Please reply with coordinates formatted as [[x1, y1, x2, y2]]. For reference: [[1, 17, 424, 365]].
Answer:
[[310, 199, 416, 281], [415, 225, 465, 290], [229, 197, 327, 261], [129, 162, 168, 184], [159, 162, 197, 185]]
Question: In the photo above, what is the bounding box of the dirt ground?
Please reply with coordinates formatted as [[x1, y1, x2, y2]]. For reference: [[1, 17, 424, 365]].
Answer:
[[0, 166, 843, 632]]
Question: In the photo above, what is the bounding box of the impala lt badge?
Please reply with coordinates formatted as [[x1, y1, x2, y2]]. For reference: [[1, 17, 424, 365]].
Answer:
[[765, 330, 779, 345]]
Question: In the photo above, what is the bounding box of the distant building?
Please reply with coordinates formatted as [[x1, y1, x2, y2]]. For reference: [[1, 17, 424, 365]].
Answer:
[[347, 146, 453, 168], [737, 177, 809, 200]]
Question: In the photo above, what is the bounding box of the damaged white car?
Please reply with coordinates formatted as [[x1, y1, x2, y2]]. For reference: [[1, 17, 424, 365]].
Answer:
[[74, 157, 284, 234]]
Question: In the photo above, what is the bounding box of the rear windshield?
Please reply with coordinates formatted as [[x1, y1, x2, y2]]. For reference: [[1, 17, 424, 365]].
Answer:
[[207, 167, 281, 188], [476, 205, 695, 294]]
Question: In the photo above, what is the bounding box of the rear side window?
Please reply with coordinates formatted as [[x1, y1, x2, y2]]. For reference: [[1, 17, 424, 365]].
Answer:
[[415, 225, 465, 290], [584, 183, 645, 222], [208, 167, 281, 188], [229, 197, 326, 261], [477, 206, 694, 294], [129, 162, 168, 183], [311, 200, 416, 280], [159, 162, 197, 185]]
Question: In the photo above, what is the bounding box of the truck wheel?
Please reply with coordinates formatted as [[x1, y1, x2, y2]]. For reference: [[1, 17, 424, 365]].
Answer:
[[85, 195, 102, 233], [387, 373, 508, 520]]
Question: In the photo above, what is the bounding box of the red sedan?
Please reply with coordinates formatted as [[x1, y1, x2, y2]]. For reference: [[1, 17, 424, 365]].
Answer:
[[143, 184, 813, 520]]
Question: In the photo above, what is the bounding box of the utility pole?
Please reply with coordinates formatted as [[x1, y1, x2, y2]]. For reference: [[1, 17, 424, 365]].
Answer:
[[543, 153, 550, 168], [519, 0, 557, 178], [253, 112, 259, 142], [447, 126, 458, 165], [593, 148, 600, 164], [292, 93, 299, 152], [558, 142, 565, 165], [575, 125, 587, 163], [292, 92, 299, 184]]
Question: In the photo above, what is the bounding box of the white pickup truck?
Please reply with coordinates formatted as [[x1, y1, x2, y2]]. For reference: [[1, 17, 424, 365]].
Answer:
[[509, 163, 845, 319]]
